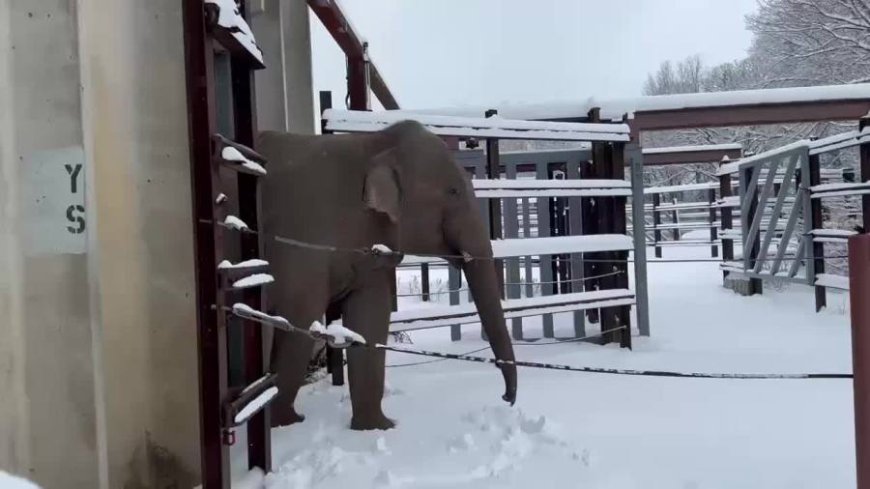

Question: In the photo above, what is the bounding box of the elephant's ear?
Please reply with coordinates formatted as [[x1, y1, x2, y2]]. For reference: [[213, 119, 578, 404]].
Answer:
[[364, 150, 401, 223]]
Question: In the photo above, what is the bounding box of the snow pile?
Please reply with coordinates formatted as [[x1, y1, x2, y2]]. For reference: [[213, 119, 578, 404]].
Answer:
[[235, 386, 279, 424], [0, 472, 41, 489], [310, 321, 367, 345], [233, 273, 275, 288], [205, 0, 264, 65], [222, 146, 267, 175], [223, 215, 249, 231]]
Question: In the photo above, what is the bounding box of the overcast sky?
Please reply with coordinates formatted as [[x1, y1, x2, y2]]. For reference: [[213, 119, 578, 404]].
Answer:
[[310, 0, 759, 111]]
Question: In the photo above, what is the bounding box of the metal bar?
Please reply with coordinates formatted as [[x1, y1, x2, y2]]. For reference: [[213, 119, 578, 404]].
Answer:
[[420, 263, 430, 302], [754, 153, 798, 274], [182, 0, 230, 486], [740, 166, 763, 294], [504, 162, 523, 340], [629, 145, 650, 336], [536, 162, 555, 338], [231, 0, 270, 470], [787, 236, 806, 279], [449, 265, 461, 341], [741, 163, 762, 218], [611, 143, 631, 349], [582, 146, 602, 325], [708, 188, 718, 258], [652, 193, 662, 258], [861, 117, 870, 231], [849, 233, 870, 489], [769, 177, 804, 277], [744, 161, 779, 266], [565, 159, 586, 337], [809, 152, 826, 310], [719, 166, 734, 282]]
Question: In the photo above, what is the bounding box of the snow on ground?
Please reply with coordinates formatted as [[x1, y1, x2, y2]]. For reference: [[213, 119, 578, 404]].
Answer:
[[250, 237, 854, 488], [0, 471, 41, 489]]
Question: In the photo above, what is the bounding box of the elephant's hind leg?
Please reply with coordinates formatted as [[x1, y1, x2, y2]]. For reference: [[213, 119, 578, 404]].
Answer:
[[342, 269, 395, 430]]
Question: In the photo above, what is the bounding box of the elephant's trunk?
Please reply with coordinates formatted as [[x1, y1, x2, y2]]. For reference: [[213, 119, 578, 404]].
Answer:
[[461, 254, 517, 405]]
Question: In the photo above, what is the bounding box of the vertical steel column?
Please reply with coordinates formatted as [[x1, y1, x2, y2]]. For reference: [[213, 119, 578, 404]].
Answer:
[[861, 117, 870, 230], [671, 198, 680, 241], [708, 188, 718, 258], [231, 0, 269, 469], [628, 145, 650, 337], [320, 91, 346, 386], [849, 233, 870, 489], [485, 109, 505, 296], [809, 152, 826, 311], [183, 0, 229, 485], [582, 142, 603, 325], [610, 144, 631, 348], [719, 163, 733, 282], [652, 193, 662, 258]]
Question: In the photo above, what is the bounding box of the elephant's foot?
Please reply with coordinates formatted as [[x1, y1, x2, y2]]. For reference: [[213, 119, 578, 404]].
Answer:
[[271, 407, 306, 428], [350, 413, 396, 431]]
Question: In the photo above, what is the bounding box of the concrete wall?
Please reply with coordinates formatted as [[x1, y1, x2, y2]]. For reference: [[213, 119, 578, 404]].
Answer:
[[0, 0, 315, 487]]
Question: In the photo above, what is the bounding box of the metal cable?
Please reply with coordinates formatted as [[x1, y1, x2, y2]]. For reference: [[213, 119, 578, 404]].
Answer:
[[204, 219, 850, 265]]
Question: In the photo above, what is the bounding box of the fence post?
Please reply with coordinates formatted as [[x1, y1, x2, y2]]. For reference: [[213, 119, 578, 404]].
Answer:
[[708, 188, 718, 258], [861, 116, 869, 231], [483, 109, 504, 341], [652, 193, 662, 258], [719, 160, 734, 283], [671, 198, 680, 241], [808, 152, 826, 311], [420, 263, 430, 302], [849, 233, 870, 489], [628, 144, 650, 337], [741, 166, 763, 295]]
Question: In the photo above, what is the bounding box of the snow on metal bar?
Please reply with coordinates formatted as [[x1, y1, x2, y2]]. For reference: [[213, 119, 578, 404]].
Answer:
[[221, 146, 267, 175], [815, 273, 850, 290], [322, 109, 630, 142], [472, 178, 631, 198], [404, 83, 870, 121], [717, 140, 810, 176], [222, 215, 250, 231], [205, 0, 264, 66], [491, 235, 633, 256], [653, 202, 714, 212], [810, 182, 870, 198], [218, 258, 269, 270], [715, 196, 741, 208], [644, 182, 718, 194], [400, 235, 633, 265], [643, 143, 742, 155], [809, 127, 870, 155], [810, 228, 858, 238], [233, 386, 278, 425], [389, 289, 635, 332], [232, 273, 274, 289], [231, 303, 291, 329]]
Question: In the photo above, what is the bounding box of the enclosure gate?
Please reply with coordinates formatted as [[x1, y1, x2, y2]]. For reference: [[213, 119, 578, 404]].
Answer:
[[183, 1, 276, 487], [735, 146, 811, 288]]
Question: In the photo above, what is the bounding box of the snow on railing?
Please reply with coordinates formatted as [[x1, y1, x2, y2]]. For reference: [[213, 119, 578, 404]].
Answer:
[[232, 273, 274, 289], [642, 143, 742, 155], [218, 258, 269, 270], [222, 215, 250, 231], [205, 0, 264, 65], [233, 387, 278, 425], [810, 182, 870, 198], [644, 182, 718, 194], [322, 109, 631, 142], [717, 140, 810, 175], [808, 127, 870, 155], [221, 146, 267, 175], [472, 178, 631, 198]]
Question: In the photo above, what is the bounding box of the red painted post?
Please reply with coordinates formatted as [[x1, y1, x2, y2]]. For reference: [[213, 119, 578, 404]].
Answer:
[[849, 233, 870, 489]]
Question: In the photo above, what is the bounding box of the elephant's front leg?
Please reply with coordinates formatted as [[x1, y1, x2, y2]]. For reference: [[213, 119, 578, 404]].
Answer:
[[342, 268, 395, 430]]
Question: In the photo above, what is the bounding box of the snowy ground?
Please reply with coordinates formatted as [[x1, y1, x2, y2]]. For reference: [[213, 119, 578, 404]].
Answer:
[[249, 238, 855, 489]]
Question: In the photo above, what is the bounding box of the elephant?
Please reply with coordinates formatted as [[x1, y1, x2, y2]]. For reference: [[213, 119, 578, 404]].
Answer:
[[257, 120, 517, 430]]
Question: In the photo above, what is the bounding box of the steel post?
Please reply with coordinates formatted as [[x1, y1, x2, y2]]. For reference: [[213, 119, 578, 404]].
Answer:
[[849, 233, 870, 489]]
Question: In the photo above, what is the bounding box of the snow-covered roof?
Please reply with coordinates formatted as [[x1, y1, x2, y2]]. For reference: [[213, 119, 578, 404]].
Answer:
[[396, 83, 870, 122], [322, 109, 630, 142], [643, 143, 742, 155], [206, 0, 264, 65]]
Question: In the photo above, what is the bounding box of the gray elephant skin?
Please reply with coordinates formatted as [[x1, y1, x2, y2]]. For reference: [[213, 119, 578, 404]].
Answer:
[[257, 121, 517, 430]]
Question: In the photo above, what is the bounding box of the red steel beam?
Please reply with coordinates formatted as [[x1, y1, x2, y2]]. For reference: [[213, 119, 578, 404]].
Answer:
[[308, 0, 399, 109], [641, 148, 743, 166], [631, 99, 870, 132]]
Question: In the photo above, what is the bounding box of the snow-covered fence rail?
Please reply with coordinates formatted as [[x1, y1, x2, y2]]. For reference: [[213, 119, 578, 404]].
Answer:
[[322, 109, 648, 347]]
